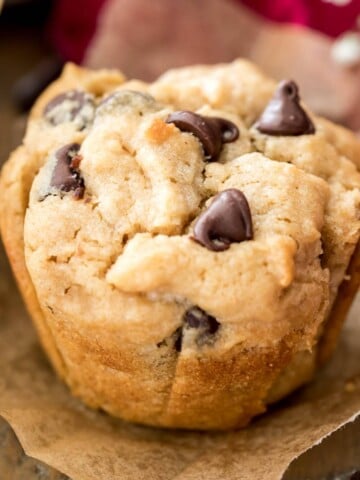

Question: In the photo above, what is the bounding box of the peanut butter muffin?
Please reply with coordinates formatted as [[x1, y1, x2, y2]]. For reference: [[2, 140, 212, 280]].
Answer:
[[1, 60, 359, 430]]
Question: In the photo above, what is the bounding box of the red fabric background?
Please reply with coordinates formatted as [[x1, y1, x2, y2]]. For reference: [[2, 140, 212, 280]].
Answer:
[[50, 0, 360, 62], [49, 0, 107, 63], [240, 0, 360, 38]]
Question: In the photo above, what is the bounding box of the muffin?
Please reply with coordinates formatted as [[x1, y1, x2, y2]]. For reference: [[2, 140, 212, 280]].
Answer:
[[1, 60, 359, 430]]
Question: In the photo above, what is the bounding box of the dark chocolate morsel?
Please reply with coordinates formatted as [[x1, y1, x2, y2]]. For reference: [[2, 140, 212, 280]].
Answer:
[[255, 80, 315, 136], [184, 307, 220, 335], [171, 308, 220, 352], [192, 189, 253, 251], [350, 472, 360, 480], [44, 90, 94, 126], [50, 143, 85, 198], [166, 111, 239, 161], [96, 90, 158, 118], [99, 90, 155, 107]]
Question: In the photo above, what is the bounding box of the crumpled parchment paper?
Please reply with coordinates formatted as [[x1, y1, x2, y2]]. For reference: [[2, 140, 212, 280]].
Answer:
[[0, 242, 359, 480]]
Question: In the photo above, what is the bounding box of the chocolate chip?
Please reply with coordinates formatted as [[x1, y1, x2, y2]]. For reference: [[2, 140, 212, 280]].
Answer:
[[174, 307, 220, 352], [192, 189, 253, 251], [184, 307, 220, 334], [50, 143, 85, 199], [96, 90, 158, 117], [166, 111, 239, 161], [350, 472, 360, 480], [44, 90, 95, 128], [255, 80, 315, 136]]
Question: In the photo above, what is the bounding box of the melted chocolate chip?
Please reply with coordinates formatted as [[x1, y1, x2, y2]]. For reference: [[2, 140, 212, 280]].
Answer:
[[192, 189, 253, 251], [184, 307, 220, 334], [44, 90, 94, 127], [97, 90, 158, 117], [256, 80, 315, 136], [166, 111, 239, 161], [174, 307, 220, 352], [50, 143, 85, 199]]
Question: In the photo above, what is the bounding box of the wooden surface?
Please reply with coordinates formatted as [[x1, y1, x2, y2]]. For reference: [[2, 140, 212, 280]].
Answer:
[[0, 12, 359, 480], [0, 416, 70, 480]]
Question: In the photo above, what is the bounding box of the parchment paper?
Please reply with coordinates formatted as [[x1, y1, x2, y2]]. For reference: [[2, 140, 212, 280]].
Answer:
[[0, 241, 359, 480]]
